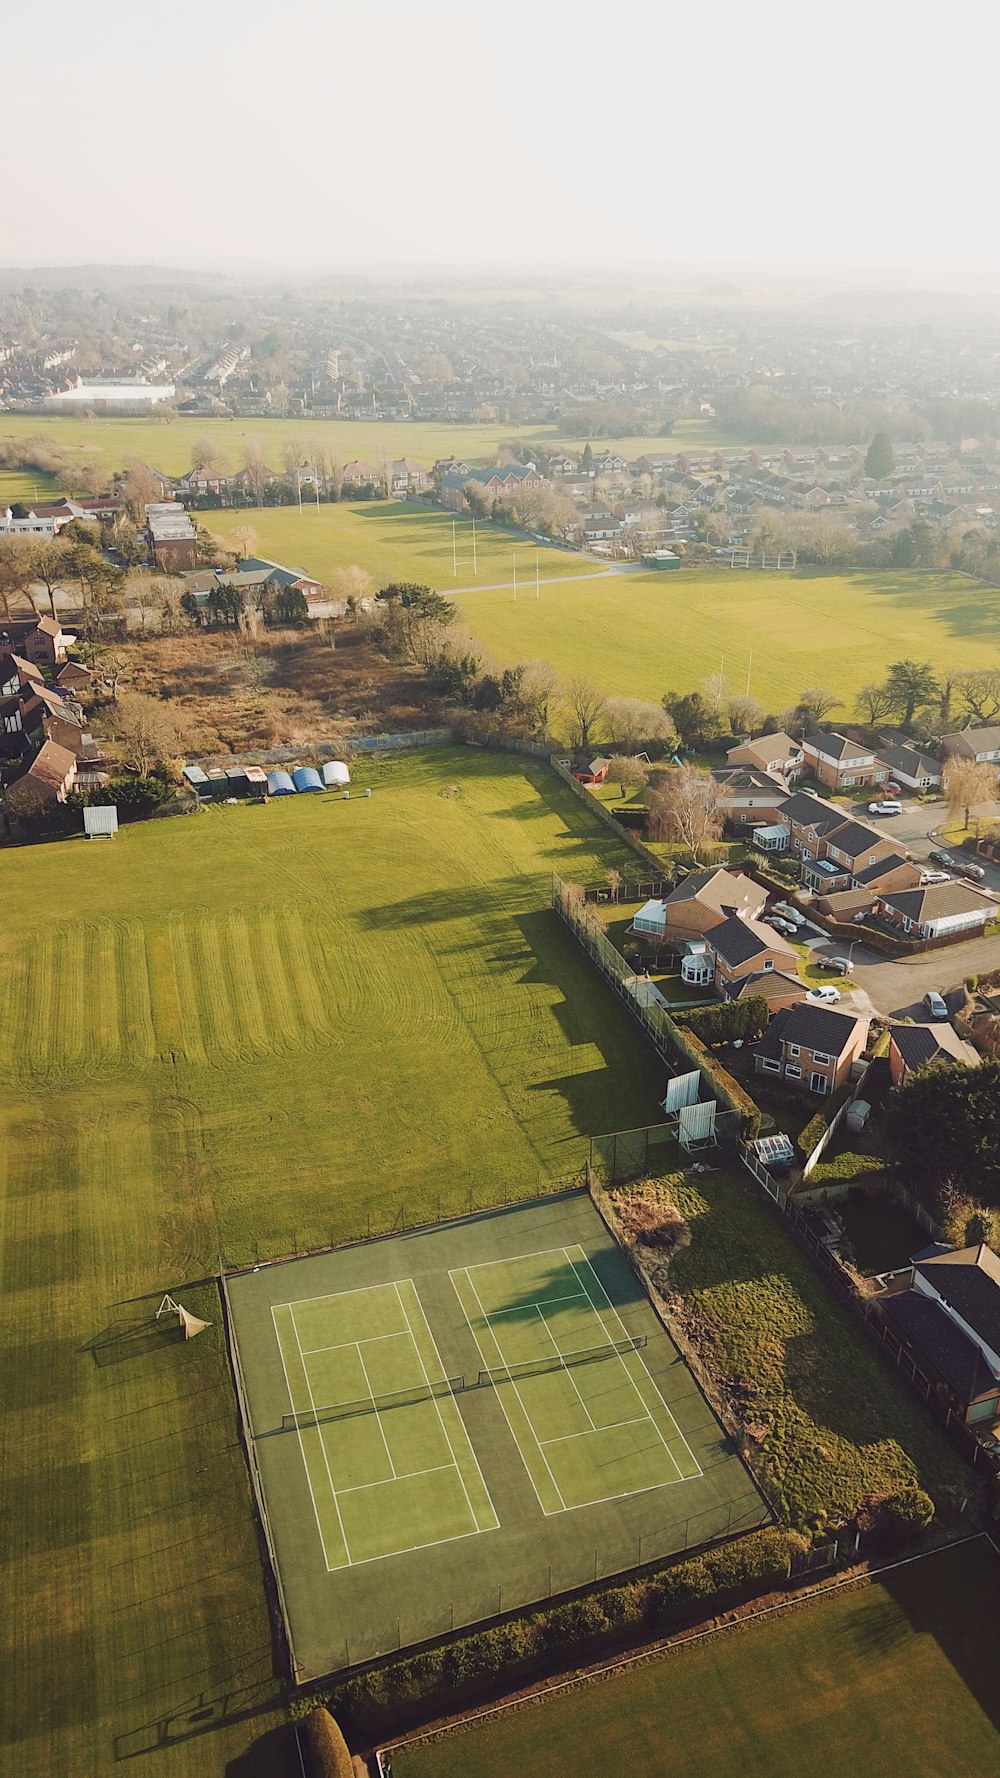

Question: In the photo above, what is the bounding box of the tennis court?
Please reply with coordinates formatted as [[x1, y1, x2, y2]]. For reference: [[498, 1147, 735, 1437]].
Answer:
[[224, 1191, 768, 1681]]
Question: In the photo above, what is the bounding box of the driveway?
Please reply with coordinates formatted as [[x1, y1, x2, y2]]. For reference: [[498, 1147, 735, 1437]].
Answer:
[[869, 793, 1000, 897]]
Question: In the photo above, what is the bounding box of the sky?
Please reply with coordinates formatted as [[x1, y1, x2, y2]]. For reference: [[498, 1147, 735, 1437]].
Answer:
[[3, 0, 1000, 275]]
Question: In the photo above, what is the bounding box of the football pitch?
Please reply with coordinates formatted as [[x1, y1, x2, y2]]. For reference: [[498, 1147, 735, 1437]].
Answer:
[[224, 1193, 767, 1680]]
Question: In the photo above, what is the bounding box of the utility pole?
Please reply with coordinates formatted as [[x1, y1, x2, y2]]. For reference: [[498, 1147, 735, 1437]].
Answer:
[[746, 649, 752, 697], [472, 515, 477, 576], [535, 550, 540, 598], [452, 519, 457, 578], [513, 552, 517, 601]]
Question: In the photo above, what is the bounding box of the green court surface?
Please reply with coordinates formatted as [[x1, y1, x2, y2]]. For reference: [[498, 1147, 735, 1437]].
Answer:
[[224, 1192, 767, 1682]]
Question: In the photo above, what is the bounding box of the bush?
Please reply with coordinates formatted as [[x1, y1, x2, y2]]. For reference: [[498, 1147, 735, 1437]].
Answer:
[[880, 1486, 934, 1544], [301, 1707, 353, 1778], [683, 996, 770, 1048], [541, 1596, 609, 1652], [704, 1527, 792, 1593], [799, 1113, 829, 1157]]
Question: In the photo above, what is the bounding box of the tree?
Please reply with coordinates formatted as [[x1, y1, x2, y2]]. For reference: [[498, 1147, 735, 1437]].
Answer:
[[855, 682, 896, 726], [128, 572, 164, 632], [302, 1707, 353, 1778], [29, 537, 71, 618], [112, 691, 178, 776], [0, 534, 41, 620], [884, 659, 938, 727], [955, 668, 1000, 724], [121, 462, 162, 523], [112, 521, 149, 568], [563, 674, 607, 752], [662, 690, 723, 748], [462, 478, 495, 520], [796, 686, 841, 726], [242, 441, 270, 506], [606, 755, 649, 798], [274, 585, 308, 625], [942, 756, 998, 830], [229, 525, 259, 561], [375, 583, 455, 664], [329, 564, 372, 609], [647, 766, 723, 863], [864, 432, 895, 480], [517, 659, 561, 736], [726, 695, 766, 738], [883, 1058, 1000, 1210], [192, 435, 227, 474], [605, 696, 677, 754]]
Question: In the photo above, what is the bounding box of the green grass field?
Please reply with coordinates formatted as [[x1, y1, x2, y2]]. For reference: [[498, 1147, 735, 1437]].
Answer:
[[204, 500, 593, 591], [394, 1538, 1000, 1778], [226, 1195, 761, 1679], [0, 748, 668, 1778], [0, 414, 731, 499], [455, 567, 1000, 711]]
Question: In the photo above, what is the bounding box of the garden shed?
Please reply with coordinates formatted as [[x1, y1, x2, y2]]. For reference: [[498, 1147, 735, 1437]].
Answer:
[[292, 766, 324, 793], [322, 761, 351, 787], [267, 770, 296, 796], [182, 764, 212, 800]]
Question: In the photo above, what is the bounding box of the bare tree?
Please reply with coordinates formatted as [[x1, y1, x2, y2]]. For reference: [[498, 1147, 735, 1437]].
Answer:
[[942, 757, 999, 830], [606, 755, 650, 799], [517, 659, 561, 736], [702, 671, 729, 709], [563, 674, 607, 752], [606, 696, 677, 754], [726, 695, 766, 738], [855, 682, 895, 725], [112, 691, 178, 776], [121, 462, 162, 523], [797, 686, 841, 725], [647, 766, 723, 864], [129, 572, 165, 632], [330, 453, 344, 501], [192, 435, 228, 474], [229, 525, 259, 561], [30, 538, 70, 619], [376, 448, 393, 500], [0, 534, 42, 620], [329, 564, 373, 610], [955, 668, 1000, 725], [242, 441, 270, 506]]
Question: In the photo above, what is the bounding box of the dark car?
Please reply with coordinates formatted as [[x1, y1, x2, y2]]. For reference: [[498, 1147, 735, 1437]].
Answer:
[[929, 849, 956, 867]]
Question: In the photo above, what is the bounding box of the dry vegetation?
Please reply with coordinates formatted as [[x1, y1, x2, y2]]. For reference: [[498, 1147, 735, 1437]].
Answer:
[[105, 620, 443, 755]]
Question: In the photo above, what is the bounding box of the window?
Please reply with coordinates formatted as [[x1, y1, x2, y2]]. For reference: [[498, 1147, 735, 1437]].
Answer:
[[760, 1057, 781, 1072], [813, 1052, 830, 1066], [785, 1064, 802, 1079], [842, 776, 855, 787], [788, 1044, 800, 1057], [811, 1072, 828, 1094], [763, 959, 773, 971]]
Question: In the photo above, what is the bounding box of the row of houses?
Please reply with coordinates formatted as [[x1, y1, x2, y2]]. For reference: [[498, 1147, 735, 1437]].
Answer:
[[0, 617, 103, 813]]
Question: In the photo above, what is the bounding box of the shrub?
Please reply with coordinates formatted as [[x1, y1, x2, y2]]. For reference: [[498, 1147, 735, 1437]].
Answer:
[[541, 1595, 610, 1651], [301, 1706, 353, 1778], [799, 1113, 829, 1157], [705, 1527, 792, 1593], [880, 1486, 934, 1543]]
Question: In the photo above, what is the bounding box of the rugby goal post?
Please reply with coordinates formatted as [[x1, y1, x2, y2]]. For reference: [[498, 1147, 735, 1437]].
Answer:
[[156, 1294, 211, 1340]]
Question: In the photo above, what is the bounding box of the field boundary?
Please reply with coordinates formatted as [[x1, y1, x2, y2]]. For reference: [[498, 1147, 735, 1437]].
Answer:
[[378, 1530, 994, 1760]]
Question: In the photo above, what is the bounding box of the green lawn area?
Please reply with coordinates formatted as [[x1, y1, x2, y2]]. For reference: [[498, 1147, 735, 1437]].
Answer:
[[455, 567, 1000, 711], [204, 499, 592, 591], [394, 1539, 1000, 1778], [614, 1168, 966, 1531], [835, 1195, 929, 1275], [0, 413, 735, 497], [0, 748, 666, 1778]]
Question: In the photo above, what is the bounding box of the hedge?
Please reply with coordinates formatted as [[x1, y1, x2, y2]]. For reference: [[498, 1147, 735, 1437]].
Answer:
[[301, 1707, 353, 1778], [673, 1022, 762, 1138], [321, 1527, 798, 1738]]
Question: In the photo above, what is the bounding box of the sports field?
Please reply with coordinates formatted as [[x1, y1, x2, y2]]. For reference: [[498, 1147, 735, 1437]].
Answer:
[[225, 1193, 765, 1679], [0, 748, 665, 1777], [455, 566, 1000, 711], [203, 499, 593, 591], [394, 1538, 1000, 1778]]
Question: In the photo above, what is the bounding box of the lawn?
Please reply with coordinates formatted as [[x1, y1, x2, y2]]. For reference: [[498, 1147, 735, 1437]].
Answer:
[[203, 499, 593, 592], [0, 413, 733, 496], [611, 1168, 966, 1531], [394, 1538, 1000, 1778], [835, 1195, 929, 1275], [0, 748, 666, 1778], [454, 567, 1000, 712]]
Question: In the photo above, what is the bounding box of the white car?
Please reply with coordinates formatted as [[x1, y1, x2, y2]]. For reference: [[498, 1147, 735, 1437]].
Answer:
[[867, 800, 901, 817], [807, 984, 841, 1004], [772, 902, 807, 927], [920, 869, 952, 885]]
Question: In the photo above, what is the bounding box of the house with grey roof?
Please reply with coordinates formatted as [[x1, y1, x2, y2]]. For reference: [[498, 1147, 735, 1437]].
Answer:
[[754, 1001, 870, 1097], [877, 1245, 1000, 1425], [876, 882, 991, 941]]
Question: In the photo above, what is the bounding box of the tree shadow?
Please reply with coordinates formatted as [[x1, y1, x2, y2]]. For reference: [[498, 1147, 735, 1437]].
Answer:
[[854, 1541, 1000, 1737], [224, 1721, 299, 1778]]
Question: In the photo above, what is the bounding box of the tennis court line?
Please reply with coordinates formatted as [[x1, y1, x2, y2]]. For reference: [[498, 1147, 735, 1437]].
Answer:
[[563, 1245, 702, 1481], [485, 1289, 589, 1317], [271, 1303, 341, 1572], [299, 1329, 411, 1357], [355, 1339, 398, 1481], [533, 1304, 597, 1432], [285, 1302, 351, 1572], [336, 1461, 455, 1497], [451, 1265, 567, 1516], [541, 1413, 651, 1446], [392, 1279, 500, 1535]]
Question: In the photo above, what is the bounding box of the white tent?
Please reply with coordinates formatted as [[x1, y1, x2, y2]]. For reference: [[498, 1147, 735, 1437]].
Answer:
[[156, 1294, 211, 1340], [322, 760, 351, 787]]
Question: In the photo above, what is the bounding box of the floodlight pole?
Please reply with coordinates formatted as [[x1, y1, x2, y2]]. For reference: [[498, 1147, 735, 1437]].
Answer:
[[512, 552, 517, 601], [452, 519, 457, 578], [746, 649, 752, 696], [472, 515, 477, 575], [535, 551, 539, 598]]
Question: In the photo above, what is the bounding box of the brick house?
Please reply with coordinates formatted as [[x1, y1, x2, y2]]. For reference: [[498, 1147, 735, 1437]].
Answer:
[[877, 882, 990, 941], [5, 737, 77, 809], [888, 1023, 980, 1087], [802, 732, 889, 791], [712, 768, 789, 829], [875, 745, 941, 791], [0, 652, 43, 698], [798, 819, 914, 894], [0, 617, 76, 667], [706, 913, 797, 998], [777, 790, 851, 861], [941, 727, 1000, 765], [725, 731, 805, 780], [877, 1245, 1000, 1427], [754, 1001, 870, 1096], [656, 867, 768, 944], [732, 969, 808, 1013]]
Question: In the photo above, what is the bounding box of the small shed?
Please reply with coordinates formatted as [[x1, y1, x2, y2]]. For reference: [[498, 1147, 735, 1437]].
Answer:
[[267, 770, 296, 796], [226, 767, 250, 798], [207, 768, 229, 800], [641, 549, 682, 570], [292, 765, 324, 794], [244, 766, 268, 796], [182, 764, 212, 800], [322, 760, 351, 787]]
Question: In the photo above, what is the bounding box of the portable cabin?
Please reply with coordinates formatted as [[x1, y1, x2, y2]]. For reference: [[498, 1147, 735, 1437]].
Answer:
[[267, 769, 296, 796], [182, 764, 212, 801], [322, 760, 351, 787], [292, 765, 324, 793], [207, 768, 229, 800], [244, 766, 268, 798], [226, 766, 250, 799]]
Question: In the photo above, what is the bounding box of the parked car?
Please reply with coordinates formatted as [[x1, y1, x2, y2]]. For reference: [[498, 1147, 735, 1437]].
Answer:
[[867, 800, 901, 817], [923, 990, 949, 1020], [920, 869, 952, 885], [955, 859, 987, 882], [808, 984, 842, 1004], [772, 902, 807, 927], [886, 782, 902, 796], [763, 914, 797, 936], [929, 849, 956, 867], [818, 955, 854, 975]]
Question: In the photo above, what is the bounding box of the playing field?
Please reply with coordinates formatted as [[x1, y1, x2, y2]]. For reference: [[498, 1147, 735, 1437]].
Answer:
[[0, 748, 666, 1777], [224, 1193, 766, 1679], [394, 1538, 1000, 1778], [203, 499, 593, 591], [455, 566, 1000, 711]]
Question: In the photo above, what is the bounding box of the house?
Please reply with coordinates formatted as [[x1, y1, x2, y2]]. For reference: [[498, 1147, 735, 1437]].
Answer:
[[941, 727, 1000, 765], [731, 969, 808, 1013], [573, 756, 611, 785], [754, 1001, 871, 1096], [815, 887, 878, 923], [18, 684, 86, 754], [0, 652, 44, 698], [704, 913, 797, 998], [0, 617, 76, 667], [391, 458, 430, 493], [778, 789, 851, 861], [888, 1023, 980, 1087], [799, 819, 905, 893], [145, 502, 198, 571], [877, 1245, 1000, 1426], [236, 557, 323, 601], [655, 867, 768, 944], [583, 515, 622, 543], [877, 882, 990, 941], [55, 661, 94, 695], [725, 731, 805, 780], [341, 460, 380, 487], [712, 768, 789, 829], [4, 738, 77, 809], [802, 732, 888, 791], [875, 746, 941, 791]]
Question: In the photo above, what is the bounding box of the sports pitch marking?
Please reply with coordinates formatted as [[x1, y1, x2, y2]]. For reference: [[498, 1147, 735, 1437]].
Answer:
[[450, 1245, 702, 1516], [271, 1279, 498, 1571]]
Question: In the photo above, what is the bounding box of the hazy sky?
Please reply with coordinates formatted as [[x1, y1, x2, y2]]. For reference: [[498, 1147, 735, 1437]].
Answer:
[[4, 0, 1000, 273]]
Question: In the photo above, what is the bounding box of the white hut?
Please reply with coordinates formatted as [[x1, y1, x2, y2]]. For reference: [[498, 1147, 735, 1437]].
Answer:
[[322, 760, 351, 787]]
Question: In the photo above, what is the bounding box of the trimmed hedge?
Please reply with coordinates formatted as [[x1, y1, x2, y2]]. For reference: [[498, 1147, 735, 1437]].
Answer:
[[301, 1707, 353, 1778], [674, 1022, 762, 1138], [321, 1527, 797, 1738], [682, 997, 770, 1048]]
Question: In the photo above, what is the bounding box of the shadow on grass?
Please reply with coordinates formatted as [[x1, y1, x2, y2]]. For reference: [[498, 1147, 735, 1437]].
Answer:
[[225, 1722, 300, 1778], [83, 1316, 187, 1368], [113, 1674, 285, 1763], [856, 1541, 1000, 1738]]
